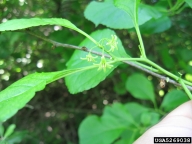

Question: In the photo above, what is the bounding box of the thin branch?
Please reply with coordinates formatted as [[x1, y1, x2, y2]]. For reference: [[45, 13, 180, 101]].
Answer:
[[124, 60, 192, 90], [26, 31, 192, 91], [26, 30, 110, 58]]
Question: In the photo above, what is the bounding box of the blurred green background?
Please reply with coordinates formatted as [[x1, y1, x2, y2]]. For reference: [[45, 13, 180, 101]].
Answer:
[[0, 0, 192, 143]]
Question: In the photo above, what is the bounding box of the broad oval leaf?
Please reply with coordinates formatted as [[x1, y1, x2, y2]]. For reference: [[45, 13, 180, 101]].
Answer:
[[140, 111, 160, 126], [103, 103, 136, 127], [84, 1, 134, 29], [140, 112, 151, 126], [84, 0, 162, 29], [65, 29, 128, 94], [79, 102, 142, 144], [124, 102, 149, 123], [160, 90, 189, 112], [79, 115, 126, 144], [125, 73, 155, 103]]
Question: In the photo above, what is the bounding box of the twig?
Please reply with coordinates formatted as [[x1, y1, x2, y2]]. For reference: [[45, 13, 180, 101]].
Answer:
[[26, 30, 110, 58], [26, 31, 192, 91], [124, 60, 192, 90]]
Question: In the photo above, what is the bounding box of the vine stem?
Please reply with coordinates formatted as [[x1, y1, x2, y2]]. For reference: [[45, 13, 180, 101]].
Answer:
[[143, 58, 192, 99], [115, 57, 192, 95], [75, 29, 98, 46], [143, 59, 178, 80], [133, 0, 147, 59], [116, 57, 192, 99], [134, 24, 147, 58]]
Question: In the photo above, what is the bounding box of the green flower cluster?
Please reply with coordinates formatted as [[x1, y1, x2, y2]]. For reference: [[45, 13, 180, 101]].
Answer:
[[95, 56, 113, 72], [106, 35, 118, 52], [81, 53, 97, 62], [81, 34, 118, 72]]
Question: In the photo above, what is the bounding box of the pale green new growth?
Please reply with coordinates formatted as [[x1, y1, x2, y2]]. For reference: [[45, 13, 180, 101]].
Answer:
[[106, 35, 118, 52], [81, 53, 98, 62], [95, 56, 113, 72]]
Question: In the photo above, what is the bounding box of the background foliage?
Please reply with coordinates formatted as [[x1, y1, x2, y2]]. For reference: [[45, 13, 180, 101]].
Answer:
[[0, 0, 192, 143]]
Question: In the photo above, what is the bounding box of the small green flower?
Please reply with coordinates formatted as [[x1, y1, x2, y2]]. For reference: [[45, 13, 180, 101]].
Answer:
[[106, 35, 118, 52], [95, 56, 113, 72], [81, 53, 98, 62]]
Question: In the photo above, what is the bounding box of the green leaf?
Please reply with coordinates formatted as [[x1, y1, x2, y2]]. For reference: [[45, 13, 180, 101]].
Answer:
[[0, 72, 59, 122], [84, 1, 133, 29], [78, 115, 126, 144], [4, 131, 28, 144], [124, 102, 149, 123], [84, 1, 162, 29], [185, 0, 192, 8], [113, 73, 127, 95], [0, 124, 4, 137], [140, 111, 160, 126], [78, 102, 140, 144], [159, 48, 175, 70], [65, 29, 128, 94], [114, 0, 140, 24], [3, 124, 16, 139], [0, 32, 23, 59], [114, 129, 138, 144], [140, 16, 171, 34], [148, 112, 161, 125], [138, 4, 162, 20], [125, 102, 160, 127], [103, 103, 136, 127], [177, 48, 192, 62], [0, 18, 77, 32], [160, 90, 189, 112], [125, 73, 155, 103], [0, 141, 6, 144], [140, 112, 151, 126], [0, 18, 97, 44], [155, 0, 169, 9], [0, 68, 93, 122]]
